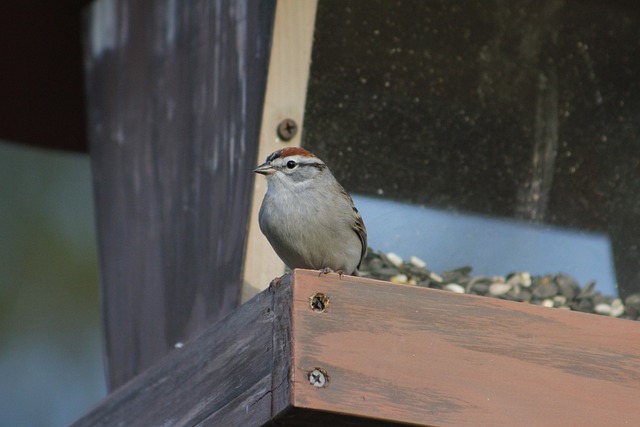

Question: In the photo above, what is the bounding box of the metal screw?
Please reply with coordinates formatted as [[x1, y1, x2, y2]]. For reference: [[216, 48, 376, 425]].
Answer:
[[308, 368, 329, 388], [277, 119, 298, 141], [309, 293, 329, 313]]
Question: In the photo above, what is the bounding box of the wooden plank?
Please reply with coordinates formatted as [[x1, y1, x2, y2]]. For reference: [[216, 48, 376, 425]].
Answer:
[[242, 0, 318, 302], [72, 273, 402, 427], [71, 288, 279, 427], [270, 275, 295, 418], [72, 270, 640, 426], [283, 269, 640, 426], [82, 0, 276, 390]]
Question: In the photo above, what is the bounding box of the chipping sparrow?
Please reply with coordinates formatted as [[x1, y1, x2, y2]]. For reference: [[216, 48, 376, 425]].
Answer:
[[254, 147, 367, 275]]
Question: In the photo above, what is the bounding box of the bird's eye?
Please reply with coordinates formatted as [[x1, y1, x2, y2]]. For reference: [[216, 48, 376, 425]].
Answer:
[[286, 160, 297, 169]]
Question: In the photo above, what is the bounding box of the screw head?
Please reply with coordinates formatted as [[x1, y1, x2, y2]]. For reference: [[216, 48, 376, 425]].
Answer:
[[308, 368, 329, 388], [309, 293, 329, 313], [277, 119, 298, 141]]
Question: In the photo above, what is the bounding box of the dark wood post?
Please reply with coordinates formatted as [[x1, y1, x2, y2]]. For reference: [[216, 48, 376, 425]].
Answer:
[[82, 0, 276, 390]]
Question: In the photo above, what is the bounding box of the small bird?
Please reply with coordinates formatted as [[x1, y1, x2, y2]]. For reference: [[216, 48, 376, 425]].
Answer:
[[254, 147, 367, 275]]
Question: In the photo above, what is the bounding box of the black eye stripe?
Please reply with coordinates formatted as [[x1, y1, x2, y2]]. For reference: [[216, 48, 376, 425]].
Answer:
[[282, 160, 326, 170]]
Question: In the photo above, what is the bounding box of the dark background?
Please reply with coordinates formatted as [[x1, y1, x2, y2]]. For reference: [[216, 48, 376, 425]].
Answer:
[[304, 0, 640, 297]]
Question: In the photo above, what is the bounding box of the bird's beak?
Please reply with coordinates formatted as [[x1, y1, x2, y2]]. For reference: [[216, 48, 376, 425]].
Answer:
[[254, 162, 275, 175]]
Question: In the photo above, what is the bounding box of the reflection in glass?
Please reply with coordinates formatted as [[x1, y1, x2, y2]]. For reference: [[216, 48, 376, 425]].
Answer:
[[354, 195, 616, 296], [303, 0, 640, 297]]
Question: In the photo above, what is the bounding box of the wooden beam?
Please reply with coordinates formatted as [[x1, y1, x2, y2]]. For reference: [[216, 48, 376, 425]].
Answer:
[[82, 0, 276, 390], [73, 270, 640, 426], [242, 0, 318, 302], [71, 285, 283, 427], [282, 271, 640, 426]]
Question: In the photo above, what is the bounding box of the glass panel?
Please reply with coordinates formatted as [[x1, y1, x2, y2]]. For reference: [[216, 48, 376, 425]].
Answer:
[[302, 0, 640, 299]]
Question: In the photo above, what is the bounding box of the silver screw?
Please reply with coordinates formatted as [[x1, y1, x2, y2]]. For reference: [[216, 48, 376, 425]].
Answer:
[[308, 368, 328, 388]]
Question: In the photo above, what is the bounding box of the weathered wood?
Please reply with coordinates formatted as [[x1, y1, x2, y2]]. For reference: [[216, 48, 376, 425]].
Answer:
[[82, 0, 276, 390], [71, 288, 279, 427], [270, 275, 295, 419], [281, 270, 640, 426], [73, 270, 640, 426]]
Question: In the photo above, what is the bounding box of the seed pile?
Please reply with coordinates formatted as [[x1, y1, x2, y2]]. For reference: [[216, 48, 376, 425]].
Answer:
[[360, 249, 640, 321]]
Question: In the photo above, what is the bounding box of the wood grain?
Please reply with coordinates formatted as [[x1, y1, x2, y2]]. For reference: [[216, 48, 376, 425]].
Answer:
[[82, 0, 276, 390], [285, 269, 640, 426], [242, 0, 318, 302], [71, 288, 278, 427], [72, 270, 640, 426]]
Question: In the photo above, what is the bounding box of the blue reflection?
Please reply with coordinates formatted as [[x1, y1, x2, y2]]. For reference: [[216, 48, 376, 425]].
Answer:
[[353, 194, 617, 296]]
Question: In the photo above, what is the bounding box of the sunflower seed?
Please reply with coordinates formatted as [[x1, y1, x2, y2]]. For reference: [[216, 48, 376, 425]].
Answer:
[[444, 283, 465, 294], [594, 303, 611, 315], [489, 283, 512, 296], [385, 252, 404, 268], [409, 256, 427, 269]]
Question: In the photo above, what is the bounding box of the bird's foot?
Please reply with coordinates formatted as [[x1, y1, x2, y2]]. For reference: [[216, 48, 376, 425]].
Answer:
[[318, 268, 344, 278]]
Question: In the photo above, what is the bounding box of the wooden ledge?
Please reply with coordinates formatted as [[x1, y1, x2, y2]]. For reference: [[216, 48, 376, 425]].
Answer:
[[73, 269, 640, 426]]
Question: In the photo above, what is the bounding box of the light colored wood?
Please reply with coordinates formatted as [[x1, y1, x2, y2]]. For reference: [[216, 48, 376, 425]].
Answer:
[[287, 269, 640, 426], [242, 0, 318, 302]]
